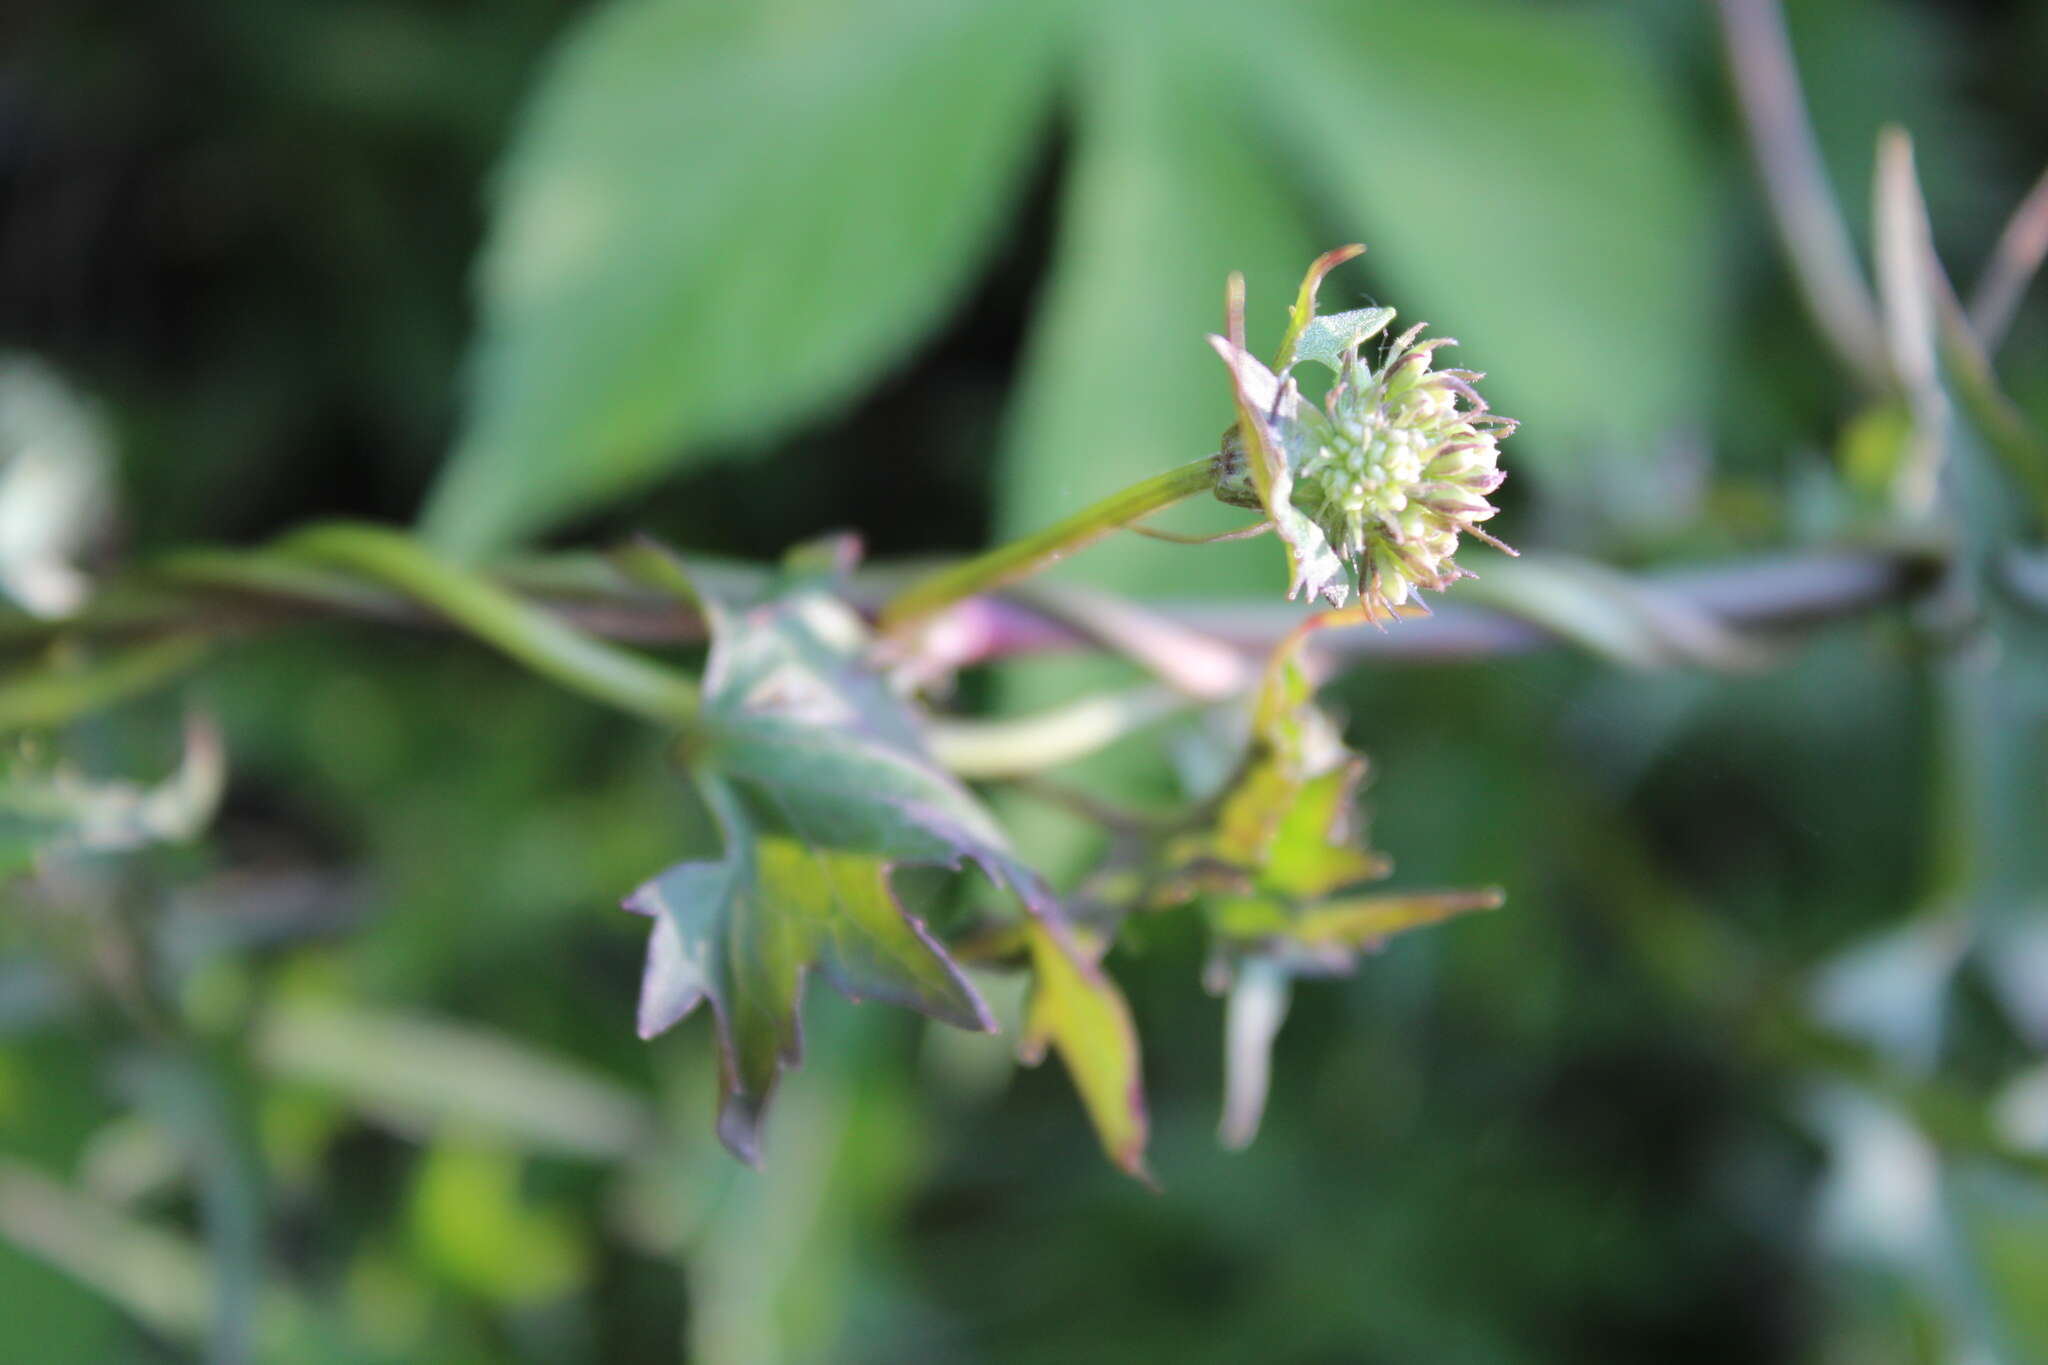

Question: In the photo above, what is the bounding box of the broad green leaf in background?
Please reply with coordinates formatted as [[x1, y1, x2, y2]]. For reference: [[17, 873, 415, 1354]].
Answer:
[[994, 6, 1323, 598], [1242, 0, 1717, 476], [423, 0, 1058, 557]]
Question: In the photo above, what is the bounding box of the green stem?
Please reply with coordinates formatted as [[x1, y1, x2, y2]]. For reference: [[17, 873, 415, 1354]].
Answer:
[[879, 457, 1218, 634], [275, 523, 700, 724], [0, 634, 212, 731]]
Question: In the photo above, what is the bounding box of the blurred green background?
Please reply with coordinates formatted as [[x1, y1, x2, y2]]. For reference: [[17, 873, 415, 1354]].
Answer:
[[6, 0, 2048, 1361]]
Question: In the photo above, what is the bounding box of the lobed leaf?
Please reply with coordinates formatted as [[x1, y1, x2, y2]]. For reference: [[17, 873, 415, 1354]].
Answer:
[[1019, 922, 1150, 1183], [626, 775, 990, 1165], [622, 541, 1148, 1171]]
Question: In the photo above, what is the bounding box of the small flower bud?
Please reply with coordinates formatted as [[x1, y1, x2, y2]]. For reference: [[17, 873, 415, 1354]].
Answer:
[[1293, 323, 1516, 614], [1210, 251, 1516, 612]]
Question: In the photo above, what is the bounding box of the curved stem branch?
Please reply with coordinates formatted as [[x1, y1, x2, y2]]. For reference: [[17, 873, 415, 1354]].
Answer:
[[276, 523, 700, 724], [879, 457, 1218, 635]]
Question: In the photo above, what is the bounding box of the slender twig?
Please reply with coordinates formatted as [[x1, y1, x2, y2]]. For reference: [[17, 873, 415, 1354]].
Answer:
[[1002, 582, 1252, 698], [879, 456, 1218, 635], [0, 544, 1948, 678], [276, 523, 700, 724], [1716, 0, 1892, 391], [1128, 518, 1272, 545], [927, 685, 1186, 779], [1970, 165, 2048, 353]]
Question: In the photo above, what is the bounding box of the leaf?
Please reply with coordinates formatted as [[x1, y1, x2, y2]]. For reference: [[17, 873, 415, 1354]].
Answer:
[[1241, 0, 1717, 471], [423, 0, 1058, 557], [1207, 323, 1349, 607], [1, 712, 225, 869], [620, 542, 1147, 1171], [1173, 623, 1502, 1146], [1289, 307, 1397, 375], [626, 775, 991, 1165], [1019, 922, 1150, 1183], [992, 9, 1321, 602], [1219, 956, 1289, 1150], [0, 356, 115, 617]]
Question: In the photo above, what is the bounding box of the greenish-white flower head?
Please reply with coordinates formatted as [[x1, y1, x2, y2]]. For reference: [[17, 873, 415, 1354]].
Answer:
[[1210, 248, 1516, 614], [1296, 323, 1514, 611]]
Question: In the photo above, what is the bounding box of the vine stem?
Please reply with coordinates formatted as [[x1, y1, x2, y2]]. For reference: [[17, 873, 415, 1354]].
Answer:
[[878, 456, 1220, 635], [276, 523, 701, 724]]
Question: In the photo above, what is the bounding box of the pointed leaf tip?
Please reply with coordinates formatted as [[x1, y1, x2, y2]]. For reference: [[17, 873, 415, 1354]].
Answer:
[[621, 555, 1045, 1166], [1021, 923, 1151, 1181]]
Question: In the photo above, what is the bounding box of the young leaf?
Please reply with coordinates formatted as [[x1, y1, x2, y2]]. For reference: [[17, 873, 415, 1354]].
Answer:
[[1288, 307, 1397, 375], [621, 541, 1149, 1172], [1208, 293, 1349, 608], [1173, 623, 1502, 1147], [1019, 922, 1150, 1183], [626, 772, 991, 1166]]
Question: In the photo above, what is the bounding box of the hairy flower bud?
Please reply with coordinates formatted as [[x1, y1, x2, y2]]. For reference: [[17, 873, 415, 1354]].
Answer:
[[1209, 250, 1516, 613], [1295, 324, 1515, 612]]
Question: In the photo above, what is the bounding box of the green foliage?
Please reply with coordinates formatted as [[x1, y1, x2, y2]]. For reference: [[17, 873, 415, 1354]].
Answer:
[[620, 541, 1146, 1170], [426, 0, 1713, 561], [1163, 617, 1501, 1146], [8, 0, 2048, 1362], [425, 0, 1059, 556]]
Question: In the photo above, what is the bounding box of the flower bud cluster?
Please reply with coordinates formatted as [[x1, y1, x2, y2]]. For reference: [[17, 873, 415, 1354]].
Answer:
[[1296, 325, 1514, 612]]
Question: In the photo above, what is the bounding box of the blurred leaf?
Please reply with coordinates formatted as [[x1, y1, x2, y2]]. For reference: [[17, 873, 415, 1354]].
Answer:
[[424, 0, 1058, 556], [1808, 915, 1967, 1074], [0, 636, 210, 734], [125, 1051, 266, 1365], [1244, 0, 1718, 470], [1019, 921, 1149, 1181], [408, 1138, 586, 1305], [0, 1157, 327, 1360], [0, 357, 114, 618], [1457, 551, 1765, 670], [255, 1003, 655, 1161], [1951, 1166, 2048, 1360], [1873, 128, 1947, 516], [1169, 622, 1500, 1149], [0, 713, 224, 867], [1218, 955, 1289, 1150], [994, 6, 1321, 598]]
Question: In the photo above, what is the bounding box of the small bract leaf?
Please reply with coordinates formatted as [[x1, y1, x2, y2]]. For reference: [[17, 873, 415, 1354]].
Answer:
[[1219, 956, 1290, 1151], [1019, 922, 1150, 1182], [1274, 243, 1365, 369], [1208, 329, 1349, 607], [1289, 306, 1398, 373], [1174, 622, 1502, 1148]]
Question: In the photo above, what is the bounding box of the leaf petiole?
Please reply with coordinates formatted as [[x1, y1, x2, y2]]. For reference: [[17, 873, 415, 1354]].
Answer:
[[878, 456, 1220, 635]]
